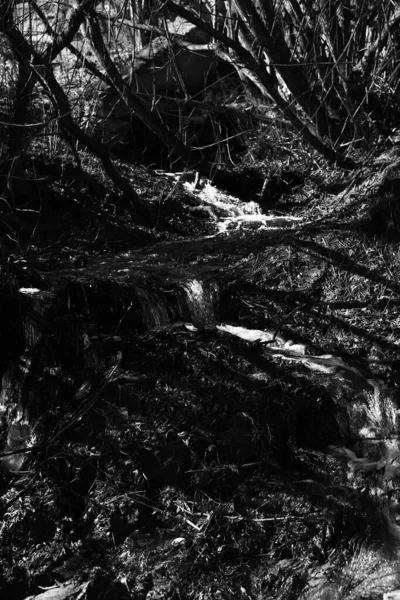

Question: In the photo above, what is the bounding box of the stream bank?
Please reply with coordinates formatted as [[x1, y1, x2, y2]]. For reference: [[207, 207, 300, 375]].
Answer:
[[1, 160, 400, 599]]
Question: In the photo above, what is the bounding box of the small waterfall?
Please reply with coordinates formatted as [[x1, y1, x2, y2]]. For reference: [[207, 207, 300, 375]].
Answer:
[[131, 278, 218, 329], [181, 177, 306, 233], [181, 278, 219, 328]]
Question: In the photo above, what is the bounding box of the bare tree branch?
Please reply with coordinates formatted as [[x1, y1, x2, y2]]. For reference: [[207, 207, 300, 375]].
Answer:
[[166, 0, 356, 168]]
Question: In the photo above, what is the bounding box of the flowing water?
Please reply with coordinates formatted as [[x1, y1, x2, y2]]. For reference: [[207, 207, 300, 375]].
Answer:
[[2, 174, 400, 596]]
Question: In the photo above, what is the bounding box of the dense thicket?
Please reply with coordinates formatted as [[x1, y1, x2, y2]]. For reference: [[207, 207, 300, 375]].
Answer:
[[1, 0, 399, 201]]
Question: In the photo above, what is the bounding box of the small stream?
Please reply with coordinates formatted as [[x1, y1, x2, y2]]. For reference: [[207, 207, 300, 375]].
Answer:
[[1, 176, 400, 594]]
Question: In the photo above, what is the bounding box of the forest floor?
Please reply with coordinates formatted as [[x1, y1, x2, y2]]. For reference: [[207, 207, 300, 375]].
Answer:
[[1, 137, 400, 600]]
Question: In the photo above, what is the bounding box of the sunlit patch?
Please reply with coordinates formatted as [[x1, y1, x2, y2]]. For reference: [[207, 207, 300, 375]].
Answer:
[[217, 323, 307, 353], [217, 213, 304, 233], [0, 422, 31, 472], [19, 287, 41, 294]]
